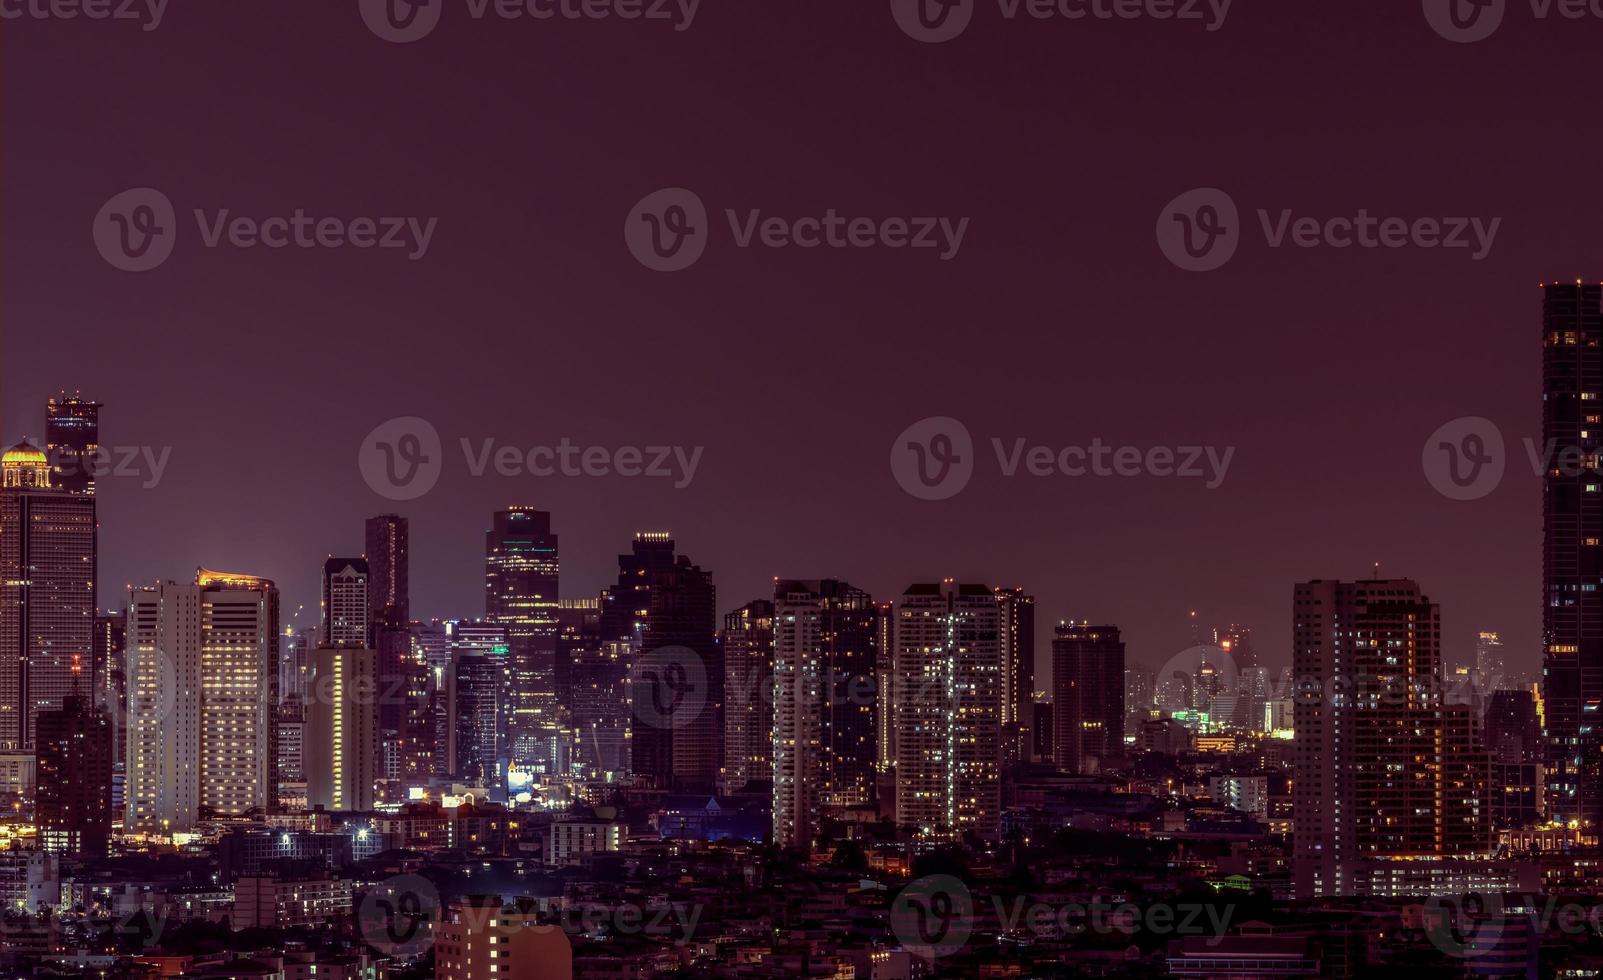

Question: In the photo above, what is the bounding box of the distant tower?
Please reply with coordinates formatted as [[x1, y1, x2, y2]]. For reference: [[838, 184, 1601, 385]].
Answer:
[[772, 581, 876, 850], [366, 514, 410, 635], [306, 645, 379, 811], [721, 599, 775, 794], [895, 582, 1003, 843], [1052, 623, 1126, 774], [321, 558, 370, 648], [484, 509, 560, 774], [45, 394, 101, 496], [0, 441, 96, 750], [36, 687, 112, 857], [995, 587, 1036, 767]]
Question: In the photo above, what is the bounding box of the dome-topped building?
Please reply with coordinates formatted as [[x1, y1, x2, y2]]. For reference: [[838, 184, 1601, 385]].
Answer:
[[1, 439, 52, 489]]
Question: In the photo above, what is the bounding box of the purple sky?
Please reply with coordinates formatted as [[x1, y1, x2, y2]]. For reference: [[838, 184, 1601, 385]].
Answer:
[[3, 1, 1584, 680]]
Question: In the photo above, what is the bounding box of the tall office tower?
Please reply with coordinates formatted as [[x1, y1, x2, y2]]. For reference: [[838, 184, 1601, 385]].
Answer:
[[1476, 630, 1507, 689], [364, 514, 409, 635], [446, 649, 503, 784], [35, 691, 112, 857], [874, 601, 895, 772], [44, 394, 101, 496], [321, 559, 369, 648], [1486, 689, 1543, 764], [555, 598, 601, 718], [1292, 578, 1491, 898], [1215, 623, 1257, 670], [0, 441, 96, 750], [894, 582, 1003, 843], [771, 582, 876, 849], [373, 623, 425, 782], [125, 571, 278, 832], [440, 622, 509, 781], [1543, 281, 1603, 833], [280, 627, 314, 709], [484, 509, 560, 773], [305, 646, 379, 811], [1051, 623, 1126, 774], [93, 611, 127, 763], [1124, 662, 1156, 737], [569, 639, 632, 779], [601, 533, 719, 791], [720, 599, 775, 793], [994, 587, 1036, 768], [410, 620, 452, 677]]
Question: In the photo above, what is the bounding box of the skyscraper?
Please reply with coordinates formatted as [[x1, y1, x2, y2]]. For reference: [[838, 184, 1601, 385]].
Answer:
[[601, 533, 718, 791], [441, 621, 510, 783], [1292, 578, 1491, 898], [321, 558, 369, 648], [894, 582, 1003, 843], [772, 581, 876, 850], [126, 570, 279, 831], [93, 610, 127, 763], [484, 509, 560, 774], [721, 599, 774, 793], [35, 691, 112, 857], [305, 645, 379, 812], [1475, 630, 1507, 690], [995, 587, 1036, 767], [365, 514, 409, 634], [1542, 280, 1603, 833], [44, 394, 101, 496], [1052, 623, 1126, 774], [0, 441, 96, 751]]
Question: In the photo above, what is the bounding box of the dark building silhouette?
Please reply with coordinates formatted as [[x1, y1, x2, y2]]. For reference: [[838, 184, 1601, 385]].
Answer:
[[93, 610, 126, 764], [602, 533, 718, 791], [484, 509, 560, 775], [1542, 281, 1603, 834], [45, 394, 101, 496], [36, 692, 112, 857], [995, 587, 1036, 768], [365, 514, 409, 633], [721, 599, 775, 792], [1052, 623, 1125, 774], [1485, 689, 1542, 764]]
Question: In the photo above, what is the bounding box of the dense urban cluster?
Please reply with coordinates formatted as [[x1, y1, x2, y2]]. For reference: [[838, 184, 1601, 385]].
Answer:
[[6, 283, 1603, 977]]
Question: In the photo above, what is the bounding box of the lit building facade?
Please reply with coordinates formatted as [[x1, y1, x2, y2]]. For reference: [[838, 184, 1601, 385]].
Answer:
[[306, 646, 378, 812], [721, 599, 774, 793], [484, 509, 560, 774]]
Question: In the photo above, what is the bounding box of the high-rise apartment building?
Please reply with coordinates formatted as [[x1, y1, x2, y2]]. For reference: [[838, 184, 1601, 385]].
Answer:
[[1293, 578, 1491, 898], [0, 441, 96, 751], [721, 599, 774, 793], [321, 559, 369, 648], [1542, 281, 1603, 833], [44, 394, 101, 496], [1052, 623, 1126, 774], [125, 570, 279, 832], [35, 691, 112, 856], [894, 582, 1003, 843], [484, 509, 560, 774], [995, 587, 1036, 768], [93, 611, 126, 763], [772, 581, 876, 849]]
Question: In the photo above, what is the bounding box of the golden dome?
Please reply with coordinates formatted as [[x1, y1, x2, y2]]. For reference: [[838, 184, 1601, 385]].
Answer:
[[1, 440, 46, 466]]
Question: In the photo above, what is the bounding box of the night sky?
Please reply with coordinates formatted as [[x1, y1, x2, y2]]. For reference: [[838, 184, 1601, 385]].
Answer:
[[2, 1, 1583, 681]]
